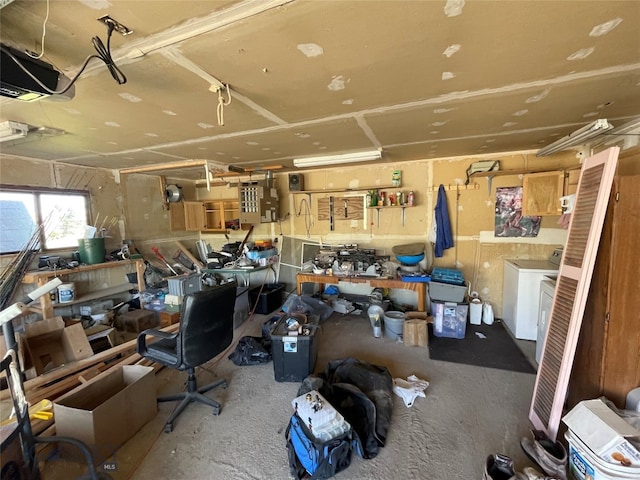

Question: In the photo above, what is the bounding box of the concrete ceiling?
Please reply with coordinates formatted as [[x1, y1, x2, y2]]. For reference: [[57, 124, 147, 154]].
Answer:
[[0, 0, 639, 181]]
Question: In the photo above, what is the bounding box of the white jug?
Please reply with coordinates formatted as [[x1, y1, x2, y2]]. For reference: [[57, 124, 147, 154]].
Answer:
[[482, 302, 494, 325]]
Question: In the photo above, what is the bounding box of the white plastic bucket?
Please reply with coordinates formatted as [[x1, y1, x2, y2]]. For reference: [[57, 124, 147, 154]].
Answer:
[[57, 283, 75, 303], [566, 430, 640, 480], [384, 311, 405, 340]]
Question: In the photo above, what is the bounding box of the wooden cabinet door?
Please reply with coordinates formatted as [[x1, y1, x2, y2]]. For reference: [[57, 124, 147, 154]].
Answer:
[[169, 203, 186, 231], [183, 201, 206, 230], [601, 175, 640, 406], [522, 171, 564, 216]]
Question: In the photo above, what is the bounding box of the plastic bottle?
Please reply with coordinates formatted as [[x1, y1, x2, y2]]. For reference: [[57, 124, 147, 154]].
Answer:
[[408, 191, 415, 206], [482, 302, 494, 325]]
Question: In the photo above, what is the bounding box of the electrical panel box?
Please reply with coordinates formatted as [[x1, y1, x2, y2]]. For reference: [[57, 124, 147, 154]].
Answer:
[[238, 180, 279, 224]]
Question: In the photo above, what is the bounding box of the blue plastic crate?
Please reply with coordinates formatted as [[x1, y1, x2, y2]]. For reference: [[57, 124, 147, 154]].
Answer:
[[430, 268, 464, 285]]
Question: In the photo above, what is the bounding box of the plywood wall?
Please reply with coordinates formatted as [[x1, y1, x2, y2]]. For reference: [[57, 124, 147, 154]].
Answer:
[[1, 148, 599, 315], [277, 151, 580, 315]]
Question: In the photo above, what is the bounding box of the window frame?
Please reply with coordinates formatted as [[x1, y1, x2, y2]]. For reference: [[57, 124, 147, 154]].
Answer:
[[0, 184, 91, 255]]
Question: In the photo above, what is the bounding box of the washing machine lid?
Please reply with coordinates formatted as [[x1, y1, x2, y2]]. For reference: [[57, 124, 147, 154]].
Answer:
[[506, 259, 560, 271]]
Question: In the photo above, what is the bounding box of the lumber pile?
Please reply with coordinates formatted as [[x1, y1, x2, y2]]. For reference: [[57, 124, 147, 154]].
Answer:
[[1, 324, 178, 436]]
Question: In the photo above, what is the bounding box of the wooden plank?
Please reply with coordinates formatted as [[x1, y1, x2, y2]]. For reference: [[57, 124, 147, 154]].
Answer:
[[175, 241, 205, 269], [78, 367, 102, 384], [0, 324, 179, 401], [317, 197, 364, 220]]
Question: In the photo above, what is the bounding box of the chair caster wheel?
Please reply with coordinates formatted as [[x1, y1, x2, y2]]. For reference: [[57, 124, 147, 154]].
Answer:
[[164, 423, 173, 433], [212, 406, 221, 416]]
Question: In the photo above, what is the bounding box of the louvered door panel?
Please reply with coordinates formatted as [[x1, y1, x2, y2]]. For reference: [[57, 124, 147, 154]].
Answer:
[[529, 147, 619, 441]]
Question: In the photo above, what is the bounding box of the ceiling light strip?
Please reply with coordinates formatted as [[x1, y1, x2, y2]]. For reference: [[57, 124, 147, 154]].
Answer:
[[536, 119, 614, 157], [293, 149, 382, 167]]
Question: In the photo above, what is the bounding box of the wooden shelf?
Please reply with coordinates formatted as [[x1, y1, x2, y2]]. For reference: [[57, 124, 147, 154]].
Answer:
[[49, 284, 134, 308], [366, 205, 414, 209], [22, 260, 142, 283], [470, 166, 581, 178], [291, 185, 397, 194], [22, 260, 145, 318], [367, 205, 415, 226]]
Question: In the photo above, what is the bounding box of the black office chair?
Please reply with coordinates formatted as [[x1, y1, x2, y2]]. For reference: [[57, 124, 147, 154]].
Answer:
[[136, 281, 236, 433]]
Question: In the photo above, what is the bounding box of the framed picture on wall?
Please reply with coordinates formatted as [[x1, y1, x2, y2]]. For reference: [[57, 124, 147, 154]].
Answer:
[[495, 186, 541, 237]]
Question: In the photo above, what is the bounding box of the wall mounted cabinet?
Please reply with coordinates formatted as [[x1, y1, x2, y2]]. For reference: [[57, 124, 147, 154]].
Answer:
[[522, 171, 564, 216], [169, 199, 239, 232]]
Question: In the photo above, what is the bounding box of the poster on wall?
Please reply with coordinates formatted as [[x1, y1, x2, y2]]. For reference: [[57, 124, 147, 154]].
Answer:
[[495, 186, 541, 237]]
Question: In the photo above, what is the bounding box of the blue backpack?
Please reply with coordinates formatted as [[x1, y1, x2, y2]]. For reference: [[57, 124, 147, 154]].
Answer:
[[285, 413, 353, 479]]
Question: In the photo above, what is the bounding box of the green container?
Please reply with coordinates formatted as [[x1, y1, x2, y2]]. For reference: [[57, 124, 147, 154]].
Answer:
[[78, 238, 106, 265]]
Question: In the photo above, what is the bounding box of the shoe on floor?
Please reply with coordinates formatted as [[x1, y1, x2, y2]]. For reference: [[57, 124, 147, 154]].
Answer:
[[522, 466, 562, 480], [520, 430, 568, 480], [483, 454, 517, 480]]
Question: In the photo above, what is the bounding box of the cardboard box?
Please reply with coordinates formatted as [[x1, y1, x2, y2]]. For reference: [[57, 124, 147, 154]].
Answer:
[[563, 398, 640, 467], [85, 325, 116, 353], [119, 309, 158, 333], [53, 365, 157, 463], [157, 310, 180, 328], [24, 317, 93, 375]]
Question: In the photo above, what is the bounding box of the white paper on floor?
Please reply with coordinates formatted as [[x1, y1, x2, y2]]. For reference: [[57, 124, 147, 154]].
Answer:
[[393, 374, 430, 407], [475, 332, 487, 339]]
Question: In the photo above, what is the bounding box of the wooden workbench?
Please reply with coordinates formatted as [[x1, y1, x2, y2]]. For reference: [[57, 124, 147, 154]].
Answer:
[[296, 272, 427, 312]]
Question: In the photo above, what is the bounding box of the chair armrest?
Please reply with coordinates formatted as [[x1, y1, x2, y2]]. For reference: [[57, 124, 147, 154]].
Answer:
[[136, 329, 179, 356]]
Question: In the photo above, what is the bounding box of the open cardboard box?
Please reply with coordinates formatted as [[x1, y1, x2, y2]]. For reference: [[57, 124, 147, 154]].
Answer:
[[563, 398, 640, 467], [24, 317, 93, 375], [53, 365, 157, 464]]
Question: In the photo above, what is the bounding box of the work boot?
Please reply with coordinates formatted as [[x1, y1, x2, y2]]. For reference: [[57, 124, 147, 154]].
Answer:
[[520, 430, 568, 480], [522, 466, 562, 480], [483, 454, 526, 480]]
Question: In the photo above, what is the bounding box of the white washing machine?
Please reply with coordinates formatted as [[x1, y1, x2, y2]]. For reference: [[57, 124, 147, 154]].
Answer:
[[502, 252, 561, 340], [536, 277, 557, 365]]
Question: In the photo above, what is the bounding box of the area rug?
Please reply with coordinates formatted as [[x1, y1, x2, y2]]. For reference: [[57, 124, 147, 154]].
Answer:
[[428, 320, 536, 374]]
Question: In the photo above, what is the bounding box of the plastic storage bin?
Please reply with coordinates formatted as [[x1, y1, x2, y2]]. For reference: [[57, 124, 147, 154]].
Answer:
[[249, 283, 285, 314], [270, 316, 319, 382], [432, 301, 468, 339], [430, 268, 464, 285], [429, 281, 467, 303]]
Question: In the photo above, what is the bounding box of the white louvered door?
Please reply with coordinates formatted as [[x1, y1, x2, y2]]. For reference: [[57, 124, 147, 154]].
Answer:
[[529, 147, 620, 441]]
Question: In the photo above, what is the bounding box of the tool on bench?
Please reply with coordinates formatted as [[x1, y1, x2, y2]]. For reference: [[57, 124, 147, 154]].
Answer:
[[152, 246, 178, 275]]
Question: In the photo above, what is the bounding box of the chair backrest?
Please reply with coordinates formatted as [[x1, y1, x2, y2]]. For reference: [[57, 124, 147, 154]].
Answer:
[[179, 281, 236, 368]]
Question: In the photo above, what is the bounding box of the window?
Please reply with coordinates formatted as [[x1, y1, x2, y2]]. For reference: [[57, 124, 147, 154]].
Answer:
[[0, 187, 90, 254]]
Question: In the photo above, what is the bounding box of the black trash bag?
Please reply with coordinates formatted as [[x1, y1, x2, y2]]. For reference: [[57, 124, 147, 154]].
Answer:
[[228, 336, 272, 366]]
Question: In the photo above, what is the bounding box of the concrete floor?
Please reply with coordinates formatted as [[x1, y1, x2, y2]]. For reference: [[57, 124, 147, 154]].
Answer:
[[44, 310, 541, 480]]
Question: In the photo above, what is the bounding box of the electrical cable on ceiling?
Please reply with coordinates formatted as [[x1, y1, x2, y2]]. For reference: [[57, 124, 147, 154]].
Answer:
[[30, 0, 50, 59], [0, 19, 126, 97], [91, 21, 127, 85], [217, 84, 232, 126]]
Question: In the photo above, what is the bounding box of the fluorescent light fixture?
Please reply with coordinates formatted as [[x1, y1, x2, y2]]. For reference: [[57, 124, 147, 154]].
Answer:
[[293, 149, 382, 167], [600, 117, 640, 149], [536, 119, 614, 157], [0, 120, 28, 142]]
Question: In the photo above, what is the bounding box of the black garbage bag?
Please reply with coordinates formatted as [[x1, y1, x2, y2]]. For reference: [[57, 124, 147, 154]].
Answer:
[[228, 336, 272, 366]]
